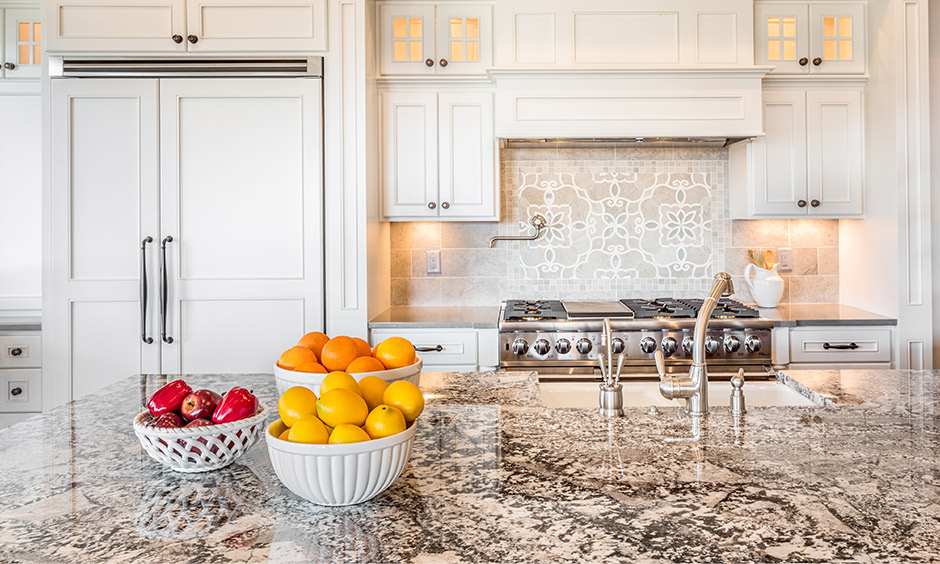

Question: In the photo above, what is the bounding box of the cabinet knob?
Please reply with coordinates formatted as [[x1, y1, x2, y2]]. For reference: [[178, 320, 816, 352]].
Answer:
[[812, 57, 822, 66], [425, 58, 434, 67], [797, 199, 807, 208], [188, 35, 199, 44], [10, 387, 22, 397], [811, 199, 821, 208], [799, 57, 808, 66], [441, 201, 450, 209], [428, 202, 437, 209], [9, 347, 22, 357], [3, 62, 15, 70], [172, 34, 184, 44], [439, 59, 448, 67]]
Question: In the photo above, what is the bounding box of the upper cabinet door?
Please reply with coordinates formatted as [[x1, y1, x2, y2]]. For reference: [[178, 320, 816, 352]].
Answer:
[[46, 0, 187, 53], [185, 0, 327, 53], [750, 90, 808, 216], [382, 91, 439, 218], [437, 92, 495, 219], [806, 90, 862, 215], [379, 4, 436, 75], [808, 3, 865, 75], [435, 5, 491, 75], [3, 9, 42, 79], [755, 3, 809, 74]]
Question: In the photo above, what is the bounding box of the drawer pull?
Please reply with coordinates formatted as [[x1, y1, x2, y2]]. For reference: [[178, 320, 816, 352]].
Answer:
[[10, 387, 21, 397], [9, 347, 22, 357], [415, 345, 443, 352], [823, 342, 858, 350]]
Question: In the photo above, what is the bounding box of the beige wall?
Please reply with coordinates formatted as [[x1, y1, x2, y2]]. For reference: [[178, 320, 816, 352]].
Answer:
[[390, 147, 839, 306]]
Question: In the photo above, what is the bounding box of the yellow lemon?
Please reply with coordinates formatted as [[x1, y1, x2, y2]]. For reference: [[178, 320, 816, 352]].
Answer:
[[358, 376, 389, 411], [328, 423, 372, 444], [319, 371, 362, 397], [364, 405, 406, 439], [277, 428, 291, 441], [383, 381, 425, 422], [316, 388, 369, 428], [277, 386, 318, 428], [287, 415, 329, 444]]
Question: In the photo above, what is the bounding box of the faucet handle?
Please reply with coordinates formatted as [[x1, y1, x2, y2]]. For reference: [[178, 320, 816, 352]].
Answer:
[[653, 349, 666, 380]]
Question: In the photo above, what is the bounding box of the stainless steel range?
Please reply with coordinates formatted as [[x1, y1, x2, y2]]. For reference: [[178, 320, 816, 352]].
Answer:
[[498, 298, 774, 379]]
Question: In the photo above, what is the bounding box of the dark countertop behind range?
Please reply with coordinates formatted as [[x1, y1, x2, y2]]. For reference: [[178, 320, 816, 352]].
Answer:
[[0, 314, 41, 332], [760, 303, 897, 327], [368, 305, 499, 329]]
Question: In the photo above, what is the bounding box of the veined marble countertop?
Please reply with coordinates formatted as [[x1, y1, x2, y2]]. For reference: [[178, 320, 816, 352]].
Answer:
[[0, 368, 938, 564], [368, 306, 500, 328], [758, 303, 896, 327]]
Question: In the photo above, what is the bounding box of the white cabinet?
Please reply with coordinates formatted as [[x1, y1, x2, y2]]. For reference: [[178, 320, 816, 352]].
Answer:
[[755, 2, 866, 75], [370, 327, 498, 371], [47, 77, 324, 406], [45, 0, 327, 53], [785, 327, 893, 369], [730, 89, 862, 218], [378, 2, 491, 76], [0, 330, 42, 428], [1, 7, 41, 79], [382, 90, 496, 221]]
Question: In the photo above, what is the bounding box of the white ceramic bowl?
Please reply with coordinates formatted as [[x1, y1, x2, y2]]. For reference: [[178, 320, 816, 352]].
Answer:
[[274, 356, 422, 397], [266, 419, 417, 506]]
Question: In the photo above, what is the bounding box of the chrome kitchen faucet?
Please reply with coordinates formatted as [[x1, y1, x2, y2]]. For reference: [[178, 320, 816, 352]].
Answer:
[[654, 272, 735, 417]]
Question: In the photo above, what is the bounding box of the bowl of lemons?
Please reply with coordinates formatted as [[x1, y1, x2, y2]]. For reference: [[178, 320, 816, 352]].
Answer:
[[274, 333, 422, 397], [266, 372, 425, 506]]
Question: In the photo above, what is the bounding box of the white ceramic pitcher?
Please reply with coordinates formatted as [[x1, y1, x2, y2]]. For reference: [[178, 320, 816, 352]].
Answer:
[[744, 263, 784, 308]]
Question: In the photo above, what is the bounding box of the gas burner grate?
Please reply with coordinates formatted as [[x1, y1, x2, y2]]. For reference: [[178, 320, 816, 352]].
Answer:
[[620, 298, 760, 319], [504, 299, 566, 322]]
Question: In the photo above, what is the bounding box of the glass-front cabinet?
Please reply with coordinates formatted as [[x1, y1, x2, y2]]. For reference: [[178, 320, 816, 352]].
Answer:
[[379, 3, 491, 76], [755, 2, 865, 75], [2, 8, 41, 79]]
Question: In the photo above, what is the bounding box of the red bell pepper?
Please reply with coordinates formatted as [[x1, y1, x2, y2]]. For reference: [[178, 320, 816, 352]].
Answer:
[[212, 387, 258, 424], [147, 380, 192, 417]]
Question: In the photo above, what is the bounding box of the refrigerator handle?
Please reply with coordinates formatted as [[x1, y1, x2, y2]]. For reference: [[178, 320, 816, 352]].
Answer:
[[140, 237, 154, 344], [160, 236, 174, 344]]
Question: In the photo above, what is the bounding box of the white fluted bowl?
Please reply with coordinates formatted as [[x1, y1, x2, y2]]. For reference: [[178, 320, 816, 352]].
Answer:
[[274, 357, 422, 397], [266, 420, 417, 506]]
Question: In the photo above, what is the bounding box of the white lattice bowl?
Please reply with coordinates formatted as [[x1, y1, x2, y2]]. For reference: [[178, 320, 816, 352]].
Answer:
[[133, 403, 268, 473], [266, 419, 417, 506], [274, 356, 422, 397]]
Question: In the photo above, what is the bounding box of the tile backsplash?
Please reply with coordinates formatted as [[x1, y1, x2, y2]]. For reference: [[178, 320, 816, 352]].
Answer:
[[390, 147, 839, 306]]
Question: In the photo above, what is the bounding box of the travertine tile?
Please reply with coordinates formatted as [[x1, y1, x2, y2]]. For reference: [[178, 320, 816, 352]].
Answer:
[[724, 248, 755, 278], [390, 222, 441, 250], [391, 278, 441, 306], [791, 247, 819, 275], [730, 219, 789, 247], [440, 248, 506, 278], [441, 222, 500, 248], [501, 147, 558, 161], [789, 219, 838, 247], [789, 275, 839, 303], [410, 251, 428, 278], [389, 249, 412, 279], [818, 247, 840, 275], [556, 147, 615, 160], [441, 278, 500, 306]]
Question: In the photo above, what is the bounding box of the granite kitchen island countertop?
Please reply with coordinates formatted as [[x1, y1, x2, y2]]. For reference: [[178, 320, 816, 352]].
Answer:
[[1, 367, 938, 564]]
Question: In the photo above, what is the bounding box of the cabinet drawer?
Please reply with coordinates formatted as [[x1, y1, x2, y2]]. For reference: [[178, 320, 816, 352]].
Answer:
[[48, 0, 187, 53], [371, 328, 478, 366], [789, 328, 891, 364], [0, 369, 41, 412], [0, 336, 41, 368]]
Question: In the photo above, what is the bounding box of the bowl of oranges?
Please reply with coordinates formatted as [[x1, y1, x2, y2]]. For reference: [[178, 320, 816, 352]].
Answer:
[[274, 333, 421, 397], [266, 371, 425, 506]]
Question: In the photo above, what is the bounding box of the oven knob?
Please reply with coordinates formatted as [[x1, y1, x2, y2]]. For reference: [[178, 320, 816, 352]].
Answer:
[[724, 336, 741, 353], [746, 336, 762, 353], [533, 339, 551, 355], [555, 338, 571, 354], [610, 338, 625, 355], [512, 338, 529, 355], [576, 338, 593, 354], [682, 337, 694, 354], [639, 336, 656, 354], [704, 337, 720, 355], [661, 337, 678, 355]]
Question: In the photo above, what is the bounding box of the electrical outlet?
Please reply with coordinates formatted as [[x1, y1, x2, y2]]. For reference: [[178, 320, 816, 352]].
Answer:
[[778, 247, 793, 272], [427, 251, 441, 274]]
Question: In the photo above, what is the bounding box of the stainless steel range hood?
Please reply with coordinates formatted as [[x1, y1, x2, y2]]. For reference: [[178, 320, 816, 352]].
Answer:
[[501, 137, 748, 149]]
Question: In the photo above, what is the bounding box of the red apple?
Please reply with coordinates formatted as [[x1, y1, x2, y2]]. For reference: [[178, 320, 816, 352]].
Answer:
[[183, 417, 214, 428], [151, 412, 183, 428], [180, 390, 223, 421]]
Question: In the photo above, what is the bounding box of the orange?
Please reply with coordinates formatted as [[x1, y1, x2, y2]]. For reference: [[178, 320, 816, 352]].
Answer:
[[277, 428, 291, 441], [320, 336, 360, 372], [316, 388, 369, 428], [358, 376, 389, 411], [346, 356, 386, 374], [278, 346, 319, 370], [277, 386, 319, 427], [383, 380, 424, 422], [373, 337, 416, 370], [352, 337, 373, 358], [294, 361, 328, 374], [298, 331, 330, 358], [364, 405, 406, 439], [319, 371, 362, 397]]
